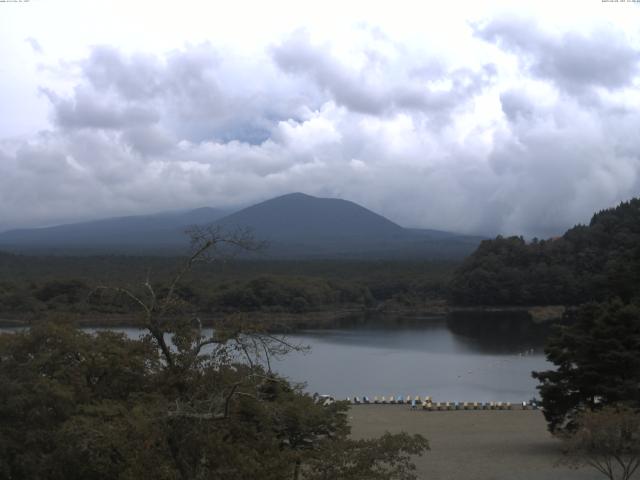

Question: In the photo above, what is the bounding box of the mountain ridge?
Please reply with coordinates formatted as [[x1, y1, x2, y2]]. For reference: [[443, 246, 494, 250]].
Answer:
[[0, 193, 483, 259], [0, 207, 230, 251]]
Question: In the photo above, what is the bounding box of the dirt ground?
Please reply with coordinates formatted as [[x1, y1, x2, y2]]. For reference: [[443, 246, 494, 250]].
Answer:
[[348, 406, 602, 480]]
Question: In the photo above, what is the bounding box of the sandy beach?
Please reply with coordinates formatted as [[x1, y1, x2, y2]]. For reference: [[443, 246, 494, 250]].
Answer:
[[348, 406, 601, 480]]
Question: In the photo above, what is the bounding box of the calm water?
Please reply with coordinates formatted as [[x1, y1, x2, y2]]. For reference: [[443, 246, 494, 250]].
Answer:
[[275, 319, 549, 403], [0, 317, 551, 403]]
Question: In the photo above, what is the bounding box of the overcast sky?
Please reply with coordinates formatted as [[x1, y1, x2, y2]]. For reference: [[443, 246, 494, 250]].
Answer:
[[1, 0, 640, 237]]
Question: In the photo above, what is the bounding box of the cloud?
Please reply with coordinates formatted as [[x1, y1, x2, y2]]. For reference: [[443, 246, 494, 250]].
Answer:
[[271, 30, 496, 121], [25, 37, 43, 54], [486, 86, 640, 237], [43, 87, 159, 130], [41, 44, 297, 146], [83, 46, 165, 100], [475, 17, 640, 93], [1, 19, 640, 239]]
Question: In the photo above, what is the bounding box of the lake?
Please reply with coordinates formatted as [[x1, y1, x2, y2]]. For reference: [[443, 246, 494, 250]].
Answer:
[[0, 315, 551, 403], [275, 317, 550, 403]]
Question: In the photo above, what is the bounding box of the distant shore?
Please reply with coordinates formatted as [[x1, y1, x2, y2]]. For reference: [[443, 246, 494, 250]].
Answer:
[[0, 303, 565, 329], [348, 406, 599, 480], [0, 304, 444, 329]]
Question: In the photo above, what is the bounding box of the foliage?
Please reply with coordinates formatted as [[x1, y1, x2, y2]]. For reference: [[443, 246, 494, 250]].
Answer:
[[0, 228, 428, 479], [0, 322, 161, 480], [561, 405, 640, 480], [212, 275, 373, 312], [450, 198, 640, 306], [532, 301, 640, 433], [304, 432, 429, 480], [0, 255, 454, 318]]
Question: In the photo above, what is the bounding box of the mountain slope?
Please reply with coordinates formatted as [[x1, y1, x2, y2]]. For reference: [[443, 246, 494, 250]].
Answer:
[[0, 207, 229, 252], [214, 193, 481, 259], [217, 193, 404, 240]]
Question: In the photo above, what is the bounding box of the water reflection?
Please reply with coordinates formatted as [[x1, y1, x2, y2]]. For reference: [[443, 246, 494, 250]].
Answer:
[[446, 310, 552, 354], [296, 324, 458, 354], [275, 314, 551, 402]]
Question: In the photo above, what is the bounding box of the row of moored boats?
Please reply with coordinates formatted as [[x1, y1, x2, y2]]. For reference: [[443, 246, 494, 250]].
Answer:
[[345, 396, 540, 410]]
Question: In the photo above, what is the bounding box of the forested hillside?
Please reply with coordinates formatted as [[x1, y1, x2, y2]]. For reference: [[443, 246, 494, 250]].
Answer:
[[450, 198, 640, 306]]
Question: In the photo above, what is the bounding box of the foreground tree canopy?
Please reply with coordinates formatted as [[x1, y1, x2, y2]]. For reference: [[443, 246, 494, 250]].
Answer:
[[0, 228, 428, 480], [0, 323, 427, 480]]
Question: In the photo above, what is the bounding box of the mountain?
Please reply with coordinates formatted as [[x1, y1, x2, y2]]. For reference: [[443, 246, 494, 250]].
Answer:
[[0, 207, 230, 254], [214, 193, 482, 259], [0, 193, 483, 259], [217, 193, 404, 240]]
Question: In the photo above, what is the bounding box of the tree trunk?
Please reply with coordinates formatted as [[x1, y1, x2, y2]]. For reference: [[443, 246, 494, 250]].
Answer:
[[293, 458, 301, 480]]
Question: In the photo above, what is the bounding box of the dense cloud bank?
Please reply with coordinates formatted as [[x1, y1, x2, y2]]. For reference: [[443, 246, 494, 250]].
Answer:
[[1, 20, 640, 237]]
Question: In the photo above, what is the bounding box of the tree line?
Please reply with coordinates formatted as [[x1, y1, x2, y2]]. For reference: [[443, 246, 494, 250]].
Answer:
[[0, 258, 453, 319]]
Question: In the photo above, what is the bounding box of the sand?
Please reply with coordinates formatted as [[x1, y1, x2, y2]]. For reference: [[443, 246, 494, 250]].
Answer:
[[348, 406, 602, 480]]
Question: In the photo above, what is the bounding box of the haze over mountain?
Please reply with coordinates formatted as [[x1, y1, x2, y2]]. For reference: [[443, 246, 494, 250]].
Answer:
[[0, 193, 483, 259], [0, 207, 230, 253]]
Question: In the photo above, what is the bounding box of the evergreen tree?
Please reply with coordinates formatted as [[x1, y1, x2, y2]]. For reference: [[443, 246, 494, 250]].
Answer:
[[450, 198, 640, 306], [532, 301, 640, 433]]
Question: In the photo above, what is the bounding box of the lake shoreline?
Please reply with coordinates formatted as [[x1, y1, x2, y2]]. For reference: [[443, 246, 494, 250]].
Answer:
[[0, 303, 565, 329], [0, 305, 446, 329]]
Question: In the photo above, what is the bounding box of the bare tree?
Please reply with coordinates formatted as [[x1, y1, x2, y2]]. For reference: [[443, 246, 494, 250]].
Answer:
[[561, 405, 640, 480], [96, 225, 305, 419]]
